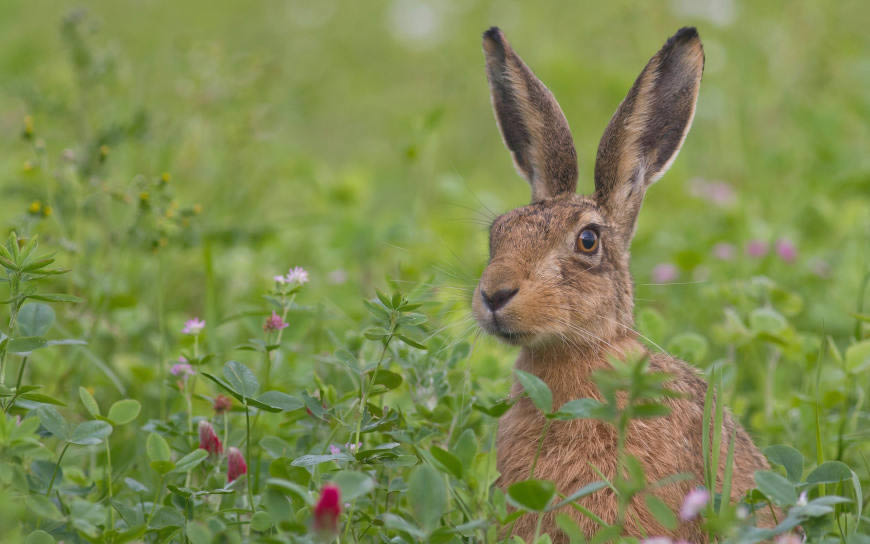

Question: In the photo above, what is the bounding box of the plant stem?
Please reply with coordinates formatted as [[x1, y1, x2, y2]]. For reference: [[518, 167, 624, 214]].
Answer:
[[106, 438, 114, 529], [353, 334, 394, 448], [46, 442, 71, 496], [244, 401, 255, 513], [529, 419, 553, 478], [3, 355, 29, 412]]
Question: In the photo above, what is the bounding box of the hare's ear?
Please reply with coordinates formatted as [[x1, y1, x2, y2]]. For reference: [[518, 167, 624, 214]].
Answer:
[[483, 27, 578, 203], [594, 27, 704, 237]]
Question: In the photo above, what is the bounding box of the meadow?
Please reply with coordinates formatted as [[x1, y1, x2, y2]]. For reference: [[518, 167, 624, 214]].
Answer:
[[0, 0, 868, 542]]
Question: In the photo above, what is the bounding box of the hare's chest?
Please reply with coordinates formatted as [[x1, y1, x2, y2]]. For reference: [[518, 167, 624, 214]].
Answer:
[[496, 399, 619, 491]]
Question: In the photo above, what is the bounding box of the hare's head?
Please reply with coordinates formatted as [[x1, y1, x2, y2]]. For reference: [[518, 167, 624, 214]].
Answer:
[[472, 27, 704, 349]]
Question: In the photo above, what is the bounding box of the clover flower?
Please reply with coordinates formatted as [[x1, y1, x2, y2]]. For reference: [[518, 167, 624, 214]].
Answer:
[[170, 363, 194, 377], [313, 485, 341, 534], [775, 238, 797, 263], [263, 311, 289, 332], [712, 242, 736, 261], [651, 263, 679, 284], [286, 266, 309, 285], [213, 394, 232, 415], [227, 447, 247, 482], [328, 444, 341, 455], [182, 318, 205, 335], [680, 487, 710, 520], [745, 240, 769, 258], [198, 421, 223, 456]]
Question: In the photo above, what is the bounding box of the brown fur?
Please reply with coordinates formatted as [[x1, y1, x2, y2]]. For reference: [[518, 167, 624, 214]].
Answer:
[[475, 27, 771, 542]]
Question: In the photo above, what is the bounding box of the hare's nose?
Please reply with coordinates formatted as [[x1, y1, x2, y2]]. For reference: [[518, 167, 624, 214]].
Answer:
[[481, 287, 518, 312]]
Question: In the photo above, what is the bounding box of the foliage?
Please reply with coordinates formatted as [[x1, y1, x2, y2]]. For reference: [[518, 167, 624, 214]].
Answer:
[[1, 2, 869, 543]]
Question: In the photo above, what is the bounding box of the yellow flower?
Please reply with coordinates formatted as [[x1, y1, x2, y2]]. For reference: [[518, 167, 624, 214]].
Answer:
[[23, 115, 34, 138], [139, 192, 150, 202], [43, 206, 53, 217], [28, 201, 42, 214], [161, 172, 171, 183]]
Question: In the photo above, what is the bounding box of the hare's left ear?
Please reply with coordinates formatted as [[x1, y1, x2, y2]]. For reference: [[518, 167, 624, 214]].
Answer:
[[483, 27, 578, 203], [594, 27, 704, 238]]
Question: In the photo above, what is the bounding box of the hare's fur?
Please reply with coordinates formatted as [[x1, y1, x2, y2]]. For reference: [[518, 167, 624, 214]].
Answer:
[[474, 27, 770, 542]]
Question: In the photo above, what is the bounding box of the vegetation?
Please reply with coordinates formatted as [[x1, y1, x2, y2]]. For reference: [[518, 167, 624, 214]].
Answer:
[[0, 1, 868, 542]]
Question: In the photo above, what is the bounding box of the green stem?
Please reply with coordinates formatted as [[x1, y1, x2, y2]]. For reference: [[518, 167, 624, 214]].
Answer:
[[529, 419, 553, 479], [533, 512, 545, 542], [3, 355, 29, 412], [353, 335, 393, 448], [46, 442, 71, 496], [106, 439, 114, 529], [147, 476, 165, 523], [244, 402, 255, 513]]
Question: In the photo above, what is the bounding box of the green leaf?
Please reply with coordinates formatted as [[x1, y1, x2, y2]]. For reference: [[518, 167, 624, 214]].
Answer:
[[430, 446, 463, 479], [507, 479, 556, 512], [644, 494, 678, 530], [172, 449, 208, 473], [26, 293, 83, 303], [366, 368, 403, 394], [21, 392, 66, 406], [396, 333, 427, 350], [78, 387, 100, 417], [806, 461, 852, 485], [548, 481, 607, 511], [331, 470, 376, 501], [552, 398, 603, 420], [69, 420, 113, 445], [515, 369, 553, 414], [555, 513, 586, 544], [749, 307, 787, 336], [108, 399, 141, 425], [291, 453, 352, 467], [149, 506, 185, 529], [256, 391, 303, 411], [223, 360, 259, 398], [146, 433, 171, 462], [17, 303, 55, 337], [36, 406, 70, 441], [666, 332, 708, 362], [8, 336, 47, 353], [408, 464, 447, 533], [150, 460, 176, 474], [25, 530, 55, 544], [764, 445, 803, 483], [26, 495, 63, 521], [845, 341, 870, 374], [754, 470, 797, 506], [250, 511, 273, 531], [472, 398, 514, 418]]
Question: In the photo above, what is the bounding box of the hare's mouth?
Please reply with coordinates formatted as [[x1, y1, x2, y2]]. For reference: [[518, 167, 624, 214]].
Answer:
[[495, 329, 530, 345]]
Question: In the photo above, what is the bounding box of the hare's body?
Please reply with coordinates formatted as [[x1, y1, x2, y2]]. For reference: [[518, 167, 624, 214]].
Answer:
[[473, 27, 771, 541], [497, 339, 769, 542]]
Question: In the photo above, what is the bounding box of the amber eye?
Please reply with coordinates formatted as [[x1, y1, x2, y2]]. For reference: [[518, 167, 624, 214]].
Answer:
[[577, 229, 599, 253]]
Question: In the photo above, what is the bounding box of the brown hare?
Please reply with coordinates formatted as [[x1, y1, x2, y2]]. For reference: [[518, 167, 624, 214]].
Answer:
[[473, 26, 771, 542]]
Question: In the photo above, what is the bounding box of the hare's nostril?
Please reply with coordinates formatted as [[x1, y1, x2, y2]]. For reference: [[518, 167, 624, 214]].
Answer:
[[481, 287, 519, 312]]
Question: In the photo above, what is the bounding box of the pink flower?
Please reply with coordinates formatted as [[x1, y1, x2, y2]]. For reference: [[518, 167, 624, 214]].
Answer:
[[680, 487, 710, 520], [227, 447, 247, 482], [198, 421, 223, 456], [182, 318, 205, 335], [313, 485, 341, 533], [642, 539, 672, 544], [712, 242, 736, 261], [263, 311, 289, 332], [344, 441, 361, 453], [745, 240, 769, 258], [651, 263, 679, 284], [775, 535, 803, 544], [689, 178, 736, 207], [328, 444, 341, 455], [775, 238, 797, 263], [170, 363, 194, 377], [273, 275, 287, 284], [213, 394, 232, 414], [285, 266, 309, 285]]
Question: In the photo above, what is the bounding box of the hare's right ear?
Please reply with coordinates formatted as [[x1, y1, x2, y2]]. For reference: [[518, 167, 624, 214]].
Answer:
[[594, 27, 704, 238], [483, 27, 578, 203]]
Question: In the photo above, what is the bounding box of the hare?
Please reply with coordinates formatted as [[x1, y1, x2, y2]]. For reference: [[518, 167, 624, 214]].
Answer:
[[473, 27, 771, 542]]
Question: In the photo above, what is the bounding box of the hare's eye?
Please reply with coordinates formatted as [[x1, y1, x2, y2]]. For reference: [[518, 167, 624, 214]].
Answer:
[[577, 229, 599, 253]]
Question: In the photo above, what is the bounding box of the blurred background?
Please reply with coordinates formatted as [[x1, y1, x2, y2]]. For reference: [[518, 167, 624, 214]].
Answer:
[[1, 0, 868, 439]]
